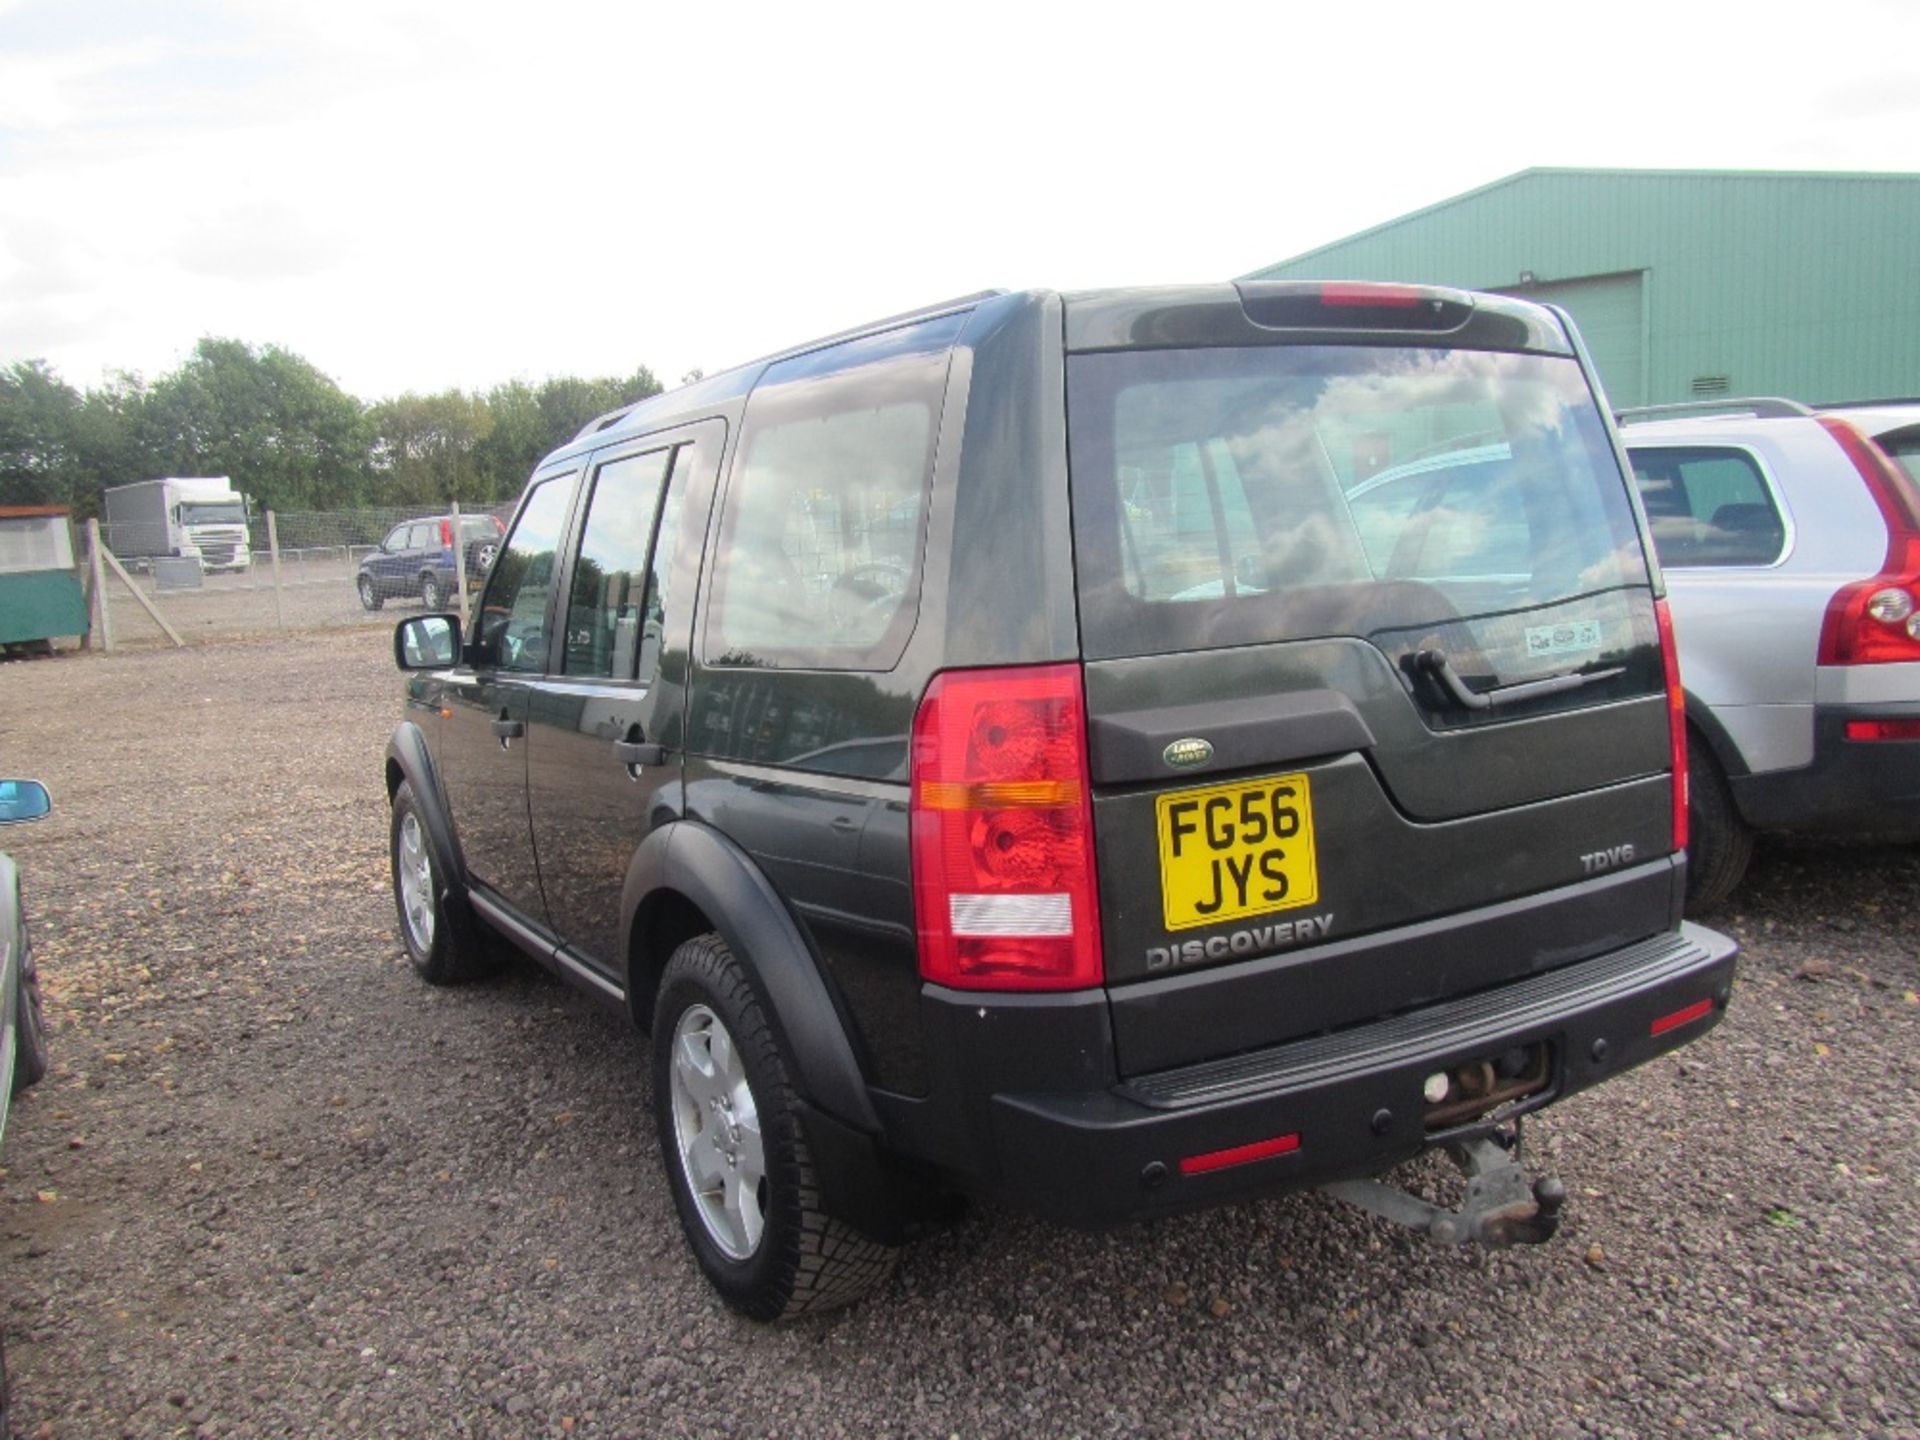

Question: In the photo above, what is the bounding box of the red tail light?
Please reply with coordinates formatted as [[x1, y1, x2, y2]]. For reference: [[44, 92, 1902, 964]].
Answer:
[[910, 665, 1103, 991], [1816, 416, 1920, 665], [439, 519, 453, 548], [1655, 598, 1689, 853]]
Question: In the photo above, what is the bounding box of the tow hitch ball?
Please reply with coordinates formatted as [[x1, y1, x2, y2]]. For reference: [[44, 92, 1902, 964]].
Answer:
[[1321, 1125, 1567, 1248]]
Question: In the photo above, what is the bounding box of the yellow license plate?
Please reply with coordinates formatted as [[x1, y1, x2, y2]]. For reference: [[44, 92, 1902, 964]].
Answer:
[[1155, 773, 1319, 932]]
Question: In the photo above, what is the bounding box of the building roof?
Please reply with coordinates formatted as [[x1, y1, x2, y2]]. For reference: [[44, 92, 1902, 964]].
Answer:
[[1243, 166, 1920, 279]]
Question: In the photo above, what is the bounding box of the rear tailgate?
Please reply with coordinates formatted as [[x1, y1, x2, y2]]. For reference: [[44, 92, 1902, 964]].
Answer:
[[1064, 286, 1674, 1074]]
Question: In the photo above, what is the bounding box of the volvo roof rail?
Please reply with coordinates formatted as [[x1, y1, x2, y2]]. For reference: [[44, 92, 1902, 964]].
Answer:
[[1615, 397, 1813, 425]]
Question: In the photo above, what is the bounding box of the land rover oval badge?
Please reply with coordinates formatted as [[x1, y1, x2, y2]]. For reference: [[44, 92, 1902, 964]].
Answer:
[[1164, 737, 1213, 769]]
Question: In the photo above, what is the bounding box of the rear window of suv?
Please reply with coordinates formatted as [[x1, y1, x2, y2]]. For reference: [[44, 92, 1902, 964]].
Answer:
[[1067, 345, 1648, 661]]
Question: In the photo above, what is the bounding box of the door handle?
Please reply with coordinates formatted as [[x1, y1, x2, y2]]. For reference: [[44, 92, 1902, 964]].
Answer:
[[492, 715, 524, 743], [613, 738, 667, 768]]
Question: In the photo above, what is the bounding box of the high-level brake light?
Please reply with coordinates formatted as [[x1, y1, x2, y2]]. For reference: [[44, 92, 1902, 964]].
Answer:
[[910, 665, 1103, 991], [1319, 282, 1423, 309]]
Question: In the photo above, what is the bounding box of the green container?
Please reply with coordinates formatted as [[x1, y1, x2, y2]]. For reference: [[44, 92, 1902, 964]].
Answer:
[[0, 571, 87, 646]]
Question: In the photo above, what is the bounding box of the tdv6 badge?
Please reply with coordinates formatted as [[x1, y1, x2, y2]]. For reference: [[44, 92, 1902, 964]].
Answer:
[[1154, 772, 1320, 930]]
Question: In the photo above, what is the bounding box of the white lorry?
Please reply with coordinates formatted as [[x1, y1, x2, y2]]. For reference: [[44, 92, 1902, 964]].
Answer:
[[102, 478, 252, 572]]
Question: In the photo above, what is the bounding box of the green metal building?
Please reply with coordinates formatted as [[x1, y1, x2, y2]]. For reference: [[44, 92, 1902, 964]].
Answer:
[[1242, 168, 1920, 410]]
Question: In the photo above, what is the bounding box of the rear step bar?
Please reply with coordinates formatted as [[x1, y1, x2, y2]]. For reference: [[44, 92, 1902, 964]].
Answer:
[[1323, 1121, 1566, 1248]]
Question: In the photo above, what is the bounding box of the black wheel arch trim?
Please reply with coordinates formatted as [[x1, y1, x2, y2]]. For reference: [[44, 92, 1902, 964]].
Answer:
[[621, 820, 881, 1135], [384, 721, 483, 956]]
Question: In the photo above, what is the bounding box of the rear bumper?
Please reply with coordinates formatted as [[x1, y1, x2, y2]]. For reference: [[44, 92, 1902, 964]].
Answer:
[[884, 922, 1736, 1228], [1732, 704, 1920, 834]]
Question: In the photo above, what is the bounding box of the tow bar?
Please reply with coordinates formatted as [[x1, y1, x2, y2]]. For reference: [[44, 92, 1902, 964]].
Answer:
[[1321, 1123, 1566, 1248]]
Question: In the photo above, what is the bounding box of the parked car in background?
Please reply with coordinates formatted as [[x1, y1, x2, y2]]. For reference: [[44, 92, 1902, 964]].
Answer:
[[383, 282, 1735, 1321], [0, 778, 53, 1432], [357, 513, 505, 612], [1620, 397, 1920, 908]]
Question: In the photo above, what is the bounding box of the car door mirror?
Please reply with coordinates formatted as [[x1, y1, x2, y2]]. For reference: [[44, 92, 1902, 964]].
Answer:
[[394, 615, 460, 670], [0, 779, 51, 825]]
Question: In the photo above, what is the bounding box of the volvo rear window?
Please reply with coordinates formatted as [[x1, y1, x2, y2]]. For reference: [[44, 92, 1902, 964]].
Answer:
[[1067, 346, 1650, 660]]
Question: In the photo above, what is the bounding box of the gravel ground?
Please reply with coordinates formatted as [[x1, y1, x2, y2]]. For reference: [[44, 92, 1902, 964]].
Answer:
[[0, 630, 1915, 1439]]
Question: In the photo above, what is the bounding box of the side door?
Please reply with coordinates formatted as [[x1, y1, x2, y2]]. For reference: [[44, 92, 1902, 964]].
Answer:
[[439, 471, 579, 927], [526, 421, 724, 980], [371, 523, 412, 592]]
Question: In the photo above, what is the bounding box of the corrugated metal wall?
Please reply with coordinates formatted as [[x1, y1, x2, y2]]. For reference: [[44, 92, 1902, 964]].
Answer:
[[1242, 170, 1920, 407]]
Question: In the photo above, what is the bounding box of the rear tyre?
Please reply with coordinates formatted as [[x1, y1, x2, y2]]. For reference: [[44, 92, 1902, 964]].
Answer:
[[652, 933, 896, 1320], [1685, 734, 1753, 913], [420, 573, 443, 611], [357, 574, 383, 611], [12, 911, 48, 1094], [389, 782, 498, 984]]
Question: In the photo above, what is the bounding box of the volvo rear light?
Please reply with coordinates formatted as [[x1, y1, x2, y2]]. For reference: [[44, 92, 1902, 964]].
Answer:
[[1816, 416, 1920, 665], [910, 665, 1103, 991], [1655, 598, 1689, 853]]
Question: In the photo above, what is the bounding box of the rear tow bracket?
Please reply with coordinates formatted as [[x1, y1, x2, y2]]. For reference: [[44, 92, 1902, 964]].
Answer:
[[1321, 1124, 1567, 1248]]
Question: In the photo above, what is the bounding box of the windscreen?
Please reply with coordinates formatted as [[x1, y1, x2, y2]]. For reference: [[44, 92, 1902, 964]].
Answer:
[[1067, 345, 1651, 662], [180, 501, 246, 525]]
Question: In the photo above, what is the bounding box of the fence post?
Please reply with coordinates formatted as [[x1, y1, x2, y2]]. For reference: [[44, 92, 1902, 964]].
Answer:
[[450, 500, 469, 626], [266, 510, 286, 630], [87, 518, 113, 653]]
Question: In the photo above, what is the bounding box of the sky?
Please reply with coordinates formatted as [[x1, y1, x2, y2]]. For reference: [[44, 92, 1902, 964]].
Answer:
[[2, 0, 1917, 403]]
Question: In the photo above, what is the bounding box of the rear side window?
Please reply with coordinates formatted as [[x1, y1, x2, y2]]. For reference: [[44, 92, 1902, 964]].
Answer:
[[704, 313, 962, 670], [1876, 428, 1920, 488], [1626, 446, 1787, 567], [1068, 345, 1649, 660]]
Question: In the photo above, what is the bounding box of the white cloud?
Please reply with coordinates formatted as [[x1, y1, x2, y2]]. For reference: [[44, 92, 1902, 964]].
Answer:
[[1, 0, 1917, 400]]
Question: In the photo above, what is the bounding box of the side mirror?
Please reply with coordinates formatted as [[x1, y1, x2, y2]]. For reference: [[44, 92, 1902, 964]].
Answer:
[[394, 614, 460, 671], [0, 780, 51, 826]]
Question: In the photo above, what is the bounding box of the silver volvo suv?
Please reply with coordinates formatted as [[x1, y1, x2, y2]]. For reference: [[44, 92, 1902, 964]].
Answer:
[[1620, 398, 1920, 908]]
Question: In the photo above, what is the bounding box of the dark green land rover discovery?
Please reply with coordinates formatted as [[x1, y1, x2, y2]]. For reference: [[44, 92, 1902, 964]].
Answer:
[[385, 282, 1738, 1319]]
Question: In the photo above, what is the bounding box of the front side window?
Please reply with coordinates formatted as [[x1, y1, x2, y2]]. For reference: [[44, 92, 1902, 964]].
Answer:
[[705, 312, 963, 670], [383, 524, 409, 552], [474, 476, 574, 672], [1627, 446, 1786, 567], [562, 449, 673, 679]]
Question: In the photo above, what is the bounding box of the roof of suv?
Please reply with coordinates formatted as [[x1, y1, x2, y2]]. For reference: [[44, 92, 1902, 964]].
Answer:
[[565, 283, 1580, 461]]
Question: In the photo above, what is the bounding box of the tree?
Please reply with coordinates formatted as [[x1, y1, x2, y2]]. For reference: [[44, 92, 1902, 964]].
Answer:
[[369, 390, 495, 506], [0, 360, 84, 509], [473, 368, 665, 498], [139, 338, 372, 511]]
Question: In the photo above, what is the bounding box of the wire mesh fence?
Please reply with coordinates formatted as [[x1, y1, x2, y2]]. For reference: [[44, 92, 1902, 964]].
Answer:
[[89, 501, 515, 649]]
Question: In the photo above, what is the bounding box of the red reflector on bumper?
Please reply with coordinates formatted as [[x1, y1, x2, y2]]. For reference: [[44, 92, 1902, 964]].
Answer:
[[1178, 1133, 1301, 1176], [1845, 718, 1920, 741], [1650, 998, 1715, 1037]]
